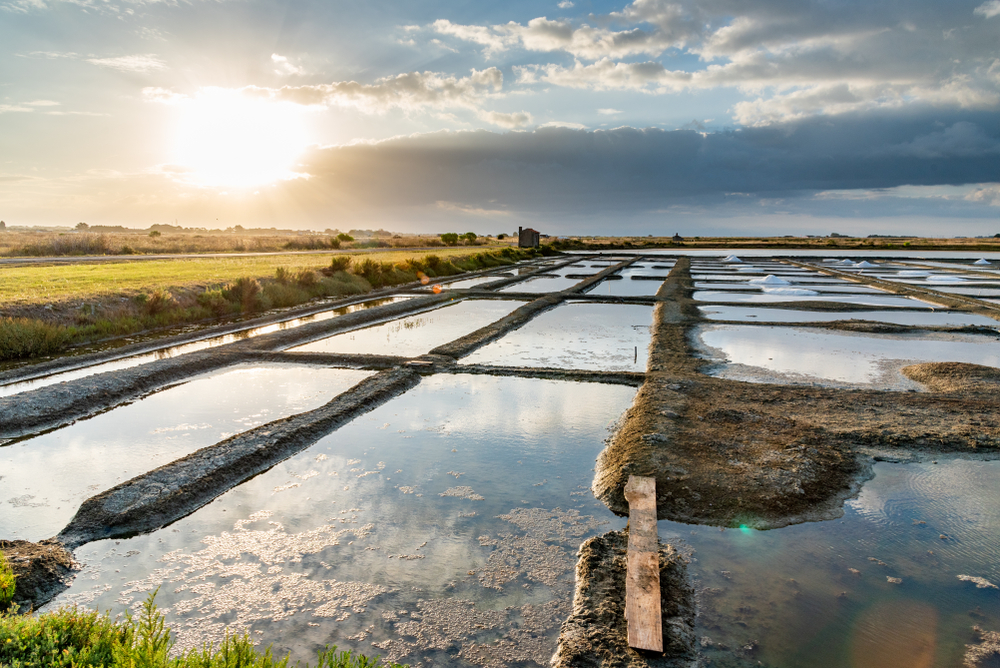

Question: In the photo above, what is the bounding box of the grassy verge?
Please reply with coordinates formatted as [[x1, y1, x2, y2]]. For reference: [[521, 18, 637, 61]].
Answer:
[[0, 246, 550, 363], [0, 590, 405, 667]]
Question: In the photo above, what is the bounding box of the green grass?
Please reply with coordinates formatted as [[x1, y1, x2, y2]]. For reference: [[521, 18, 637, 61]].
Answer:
[[0, 591, 406, 668], [0, 247, 548, 363], [0, 249, 494, 308]]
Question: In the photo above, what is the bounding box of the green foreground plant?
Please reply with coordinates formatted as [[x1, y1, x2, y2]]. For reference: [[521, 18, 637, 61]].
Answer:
[[0, 590, 405, 668], [0, 552, 15, 610]]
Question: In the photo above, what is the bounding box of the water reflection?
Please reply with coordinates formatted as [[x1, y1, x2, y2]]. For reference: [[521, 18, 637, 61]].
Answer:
[[693, 324, 1000, 388], [288, 300, 522, 357], [461, 302, 653, 370], [676, 459, 1000, 668], [44, 376, 636, 667], [0, 365, 371, 541], [698, 306, 1000, 328]]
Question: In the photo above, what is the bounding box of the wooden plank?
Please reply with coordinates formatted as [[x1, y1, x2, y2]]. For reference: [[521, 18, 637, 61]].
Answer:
[[624, 475, 662, 652]]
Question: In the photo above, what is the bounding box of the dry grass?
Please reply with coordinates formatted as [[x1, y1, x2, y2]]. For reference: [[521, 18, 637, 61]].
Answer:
[[0, 230, 508, 258]]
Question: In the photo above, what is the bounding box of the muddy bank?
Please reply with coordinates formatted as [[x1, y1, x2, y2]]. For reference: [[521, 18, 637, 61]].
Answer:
[[0, 539, 76, 611], [56, 368, 419, 548], [553, 529, 697, 668], [594, 258, 1000, 529], [0, 295, 449, 439], [452, 364, 645, 386]]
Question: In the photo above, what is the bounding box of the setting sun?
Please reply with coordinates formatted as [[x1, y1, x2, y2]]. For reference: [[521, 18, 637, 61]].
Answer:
[[173, 88, 309, 188]]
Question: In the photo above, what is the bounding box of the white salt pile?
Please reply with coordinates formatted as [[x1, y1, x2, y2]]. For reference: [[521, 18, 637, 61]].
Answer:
[[749, 275, 791, 285]]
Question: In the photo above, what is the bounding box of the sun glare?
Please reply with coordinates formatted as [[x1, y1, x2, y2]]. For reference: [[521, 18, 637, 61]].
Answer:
[[173, 89, 309, 188]]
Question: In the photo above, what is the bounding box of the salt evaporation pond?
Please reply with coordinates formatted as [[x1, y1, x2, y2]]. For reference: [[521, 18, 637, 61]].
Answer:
[[693, 324, 1000, 388], [0, 297, 408, 399], [698, 305, 1000, 328], [0, 364, 371, 541], [499, 275, 584, 293], [678, 458, 1000, 668], [461, 302, 652, 370], [588, 273, 665, 296], [43, 375, 636, 667], [693, 290, 937, 307], [288, 300, 522, 356]]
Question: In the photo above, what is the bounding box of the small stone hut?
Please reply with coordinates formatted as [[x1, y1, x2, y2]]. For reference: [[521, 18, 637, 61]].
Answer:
[[519, 226, 541, 248]]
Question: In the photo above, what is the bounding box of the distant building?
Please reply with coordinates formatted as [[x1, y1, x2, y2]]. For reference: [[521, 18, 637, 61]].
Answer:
[[519, 226, 540, 248], [672, 232, 684, 242]]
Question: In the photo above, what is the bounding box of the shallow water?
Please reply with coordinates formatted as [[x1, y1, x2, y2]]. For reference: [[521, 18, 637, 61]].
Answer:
[[693, 324, 1000, 388], [588, 275, 665, 296], [0, 365, 371, 541], [498, 275, 585, 293], [677, 459, 1000, 668], [698, 306, 1000, 328], [44, 376, 636, 667], [288, 300, 522, 356], [461, 302, 652, 370], [0, 298, 407, 399], [693, 291, 936, 307]]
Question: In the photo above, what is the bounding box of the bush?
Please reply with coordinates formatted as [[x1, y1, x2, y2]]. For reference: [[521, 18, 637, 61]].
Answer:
[[296, 269, 318, 288], [0, 317, 72, 361], [336, 233, 354, 242], [0, 591, 405, 668], [440, 233, 459, 246], [275, 267, 292, 284], [224, 277, 264, 312], [0, 552, 14, 609], [197, 289, 231, 316], [463, 232, 477, 243], [328, 256, 351, 273], [140, 290, 176, 316]]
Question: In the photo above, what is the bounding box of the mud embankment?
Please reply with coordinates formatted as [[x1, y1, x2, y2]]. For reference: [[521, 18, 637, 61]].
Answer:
[[553, 529, 697, 668], [56, 368, 419, 549], [593, 258, 1000, 529], [0, 295, 450, 439], [0, 539, 75, 611]]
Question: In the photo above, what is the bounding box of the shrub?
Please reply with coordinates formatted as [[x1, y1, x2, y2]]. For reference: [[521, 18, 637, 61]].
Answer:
[[336, 233, 354, 242], [142, 290, 176, 316], [463, 232, 477, 243], [0, 591, 406, 668], [275, 267, 292, 284], [328, 256, 351, 273], [0, 317, 72, 361], [224, 277, 264, 312], [296, 269, 318, 287], [0, 551, 14, 609], [197, 289, 230, 316], [440, 233, 459, 246], [148, 230, 161, 238]]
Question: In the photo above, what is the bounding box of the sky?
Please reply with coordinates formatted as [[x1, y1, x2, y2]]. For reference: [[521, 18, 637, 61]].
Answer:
[[1, 0, 999, 236]]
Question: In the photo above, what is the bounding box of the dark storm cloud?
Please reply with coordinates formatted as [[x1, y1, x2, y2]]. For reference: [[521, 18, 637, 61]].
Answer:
[[292, 107, 1000, 215]]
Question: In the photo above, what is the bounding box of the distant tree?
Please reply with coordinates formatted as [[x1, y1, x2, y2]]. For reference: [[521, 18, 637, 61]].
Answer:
[[994, 233, 1000, 239], [497, 233, 506, 239], [76, 222, 89, 231], [149, 230, 161, 237], [233, 224, 245, 233], [337, 232, 354, 242], [440, 232, 460, 246], [0, 221, 5, 231], [463, 232, 477, 243]]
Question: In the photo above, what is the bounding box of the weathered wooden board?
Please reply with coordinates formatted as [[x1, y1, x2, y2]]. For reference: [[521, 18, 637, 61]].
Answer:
[[624, 474, 662, 652]]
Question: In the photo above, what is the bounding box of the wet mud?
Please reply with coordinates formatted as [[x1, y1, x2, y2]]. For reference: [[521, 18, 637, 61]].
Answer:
[[0, 539, 76, 610], [552, 529, 697, 668]]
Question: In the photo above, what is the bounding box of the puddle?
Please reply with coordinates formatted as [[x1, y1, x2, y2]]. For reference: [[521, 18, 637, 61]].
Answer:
[[698, 306, 1000, 328], [427, 276, 509, 290], [288, 300, 522, 357], [0, 365, 372, 541], [43, 376, 636, 667], [678, 459, 1000, 668], [0, 298, 407, 399], [461, 303, 652, 370], [692, 324, 1000, 388], [498, 275, 584, 293], [693, 291, 937, 307]]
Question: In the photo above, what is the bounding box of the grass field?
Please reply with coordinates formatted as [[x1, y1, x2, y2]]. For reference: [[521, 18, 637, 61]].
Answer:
[[0, 248, 490, 308]]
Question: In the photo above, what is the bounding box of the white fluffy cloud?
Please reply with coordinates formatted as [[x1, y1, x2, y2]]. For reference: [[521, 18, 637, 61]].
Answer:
[[85, 54, 166, 73], [431, 0, 1000, 125]]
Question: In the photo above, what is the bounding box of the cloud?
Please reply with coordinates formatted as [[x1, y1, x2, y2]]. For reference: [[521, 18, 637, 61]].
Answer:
[[557, 0, 573, 7], [965, 184, 1000, 205], [538, 120, 587, 129], [430, 0, 1000, 125], [974, 0, 1000, 18], [477, 109, 534, 128], [598, 108, 623, 115], [436, 200, 510, 215], [271, 54, 305, 77], [282, 109, 1000, 220], [85, 54, 166, 73]]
